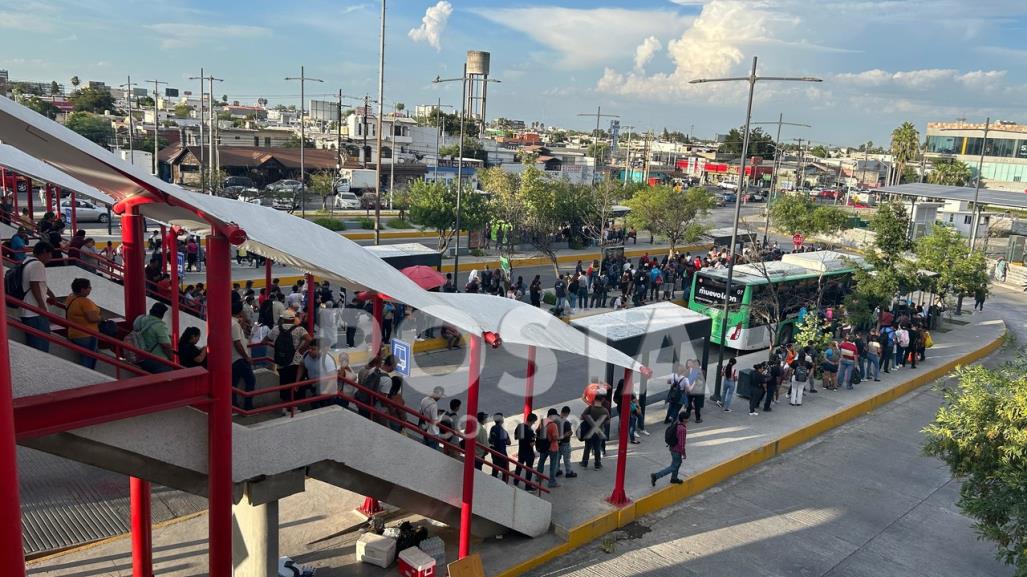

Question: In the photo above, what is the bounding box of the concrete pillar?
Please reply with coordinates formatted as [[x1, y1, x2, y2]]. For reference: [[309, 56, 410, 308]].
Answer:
[[232, 494, 279, 577]]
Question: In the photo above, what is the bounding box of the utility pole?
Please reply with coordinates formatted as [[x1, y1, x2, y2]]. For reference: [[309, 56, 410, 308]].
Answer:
[[577, 106, 620, 186], [373, 0, 387, 244], [862, 140, 870, 190], [285, 66, 324, 217], [188, 69, 205, 191], [621, 125, 634, 184], [969, 116, 991, 251], [754, 114, 811, 244], [690, 56, 822, 399], [336, 89, 343, 175], [207, 75, 224, 192], [144, 79, 167, 176], [362, 95, 370, 168], [793, 138, 806, 191], [119, 77, 137, 165]]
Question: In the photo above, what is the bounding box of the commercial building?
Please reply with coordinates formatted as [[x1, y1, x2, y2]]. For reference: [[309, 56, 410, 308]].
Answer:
[[926, 121, 1027, 191]]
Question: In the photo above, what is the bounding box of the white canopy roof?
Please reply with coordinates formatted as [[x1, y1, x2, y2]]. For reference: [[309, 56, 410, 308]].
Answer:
[[0, 143, 115, 205], [436, 293, 645, 372]]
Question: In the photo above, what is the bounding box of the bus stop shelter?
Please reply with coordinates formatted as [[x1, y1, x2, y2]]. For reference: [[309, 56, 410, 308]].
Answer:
[[571, 302, 712, 423]]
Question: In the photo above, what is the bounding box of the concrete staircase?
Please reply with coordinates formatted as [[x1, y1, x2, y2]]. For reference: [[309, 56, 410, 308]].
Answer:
[[988, 258, 1027, 289]]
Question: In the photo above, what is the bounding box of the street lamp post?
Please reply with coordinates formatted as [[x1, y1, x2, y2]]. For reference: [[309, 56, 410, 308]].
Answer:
[[144, 79, 167, 176], [434, 66, 470, 285], [577, 107, 620, 186], [690, 56, 822, 400], [285, 66, 324, 218], [970, 117, 990, 251]]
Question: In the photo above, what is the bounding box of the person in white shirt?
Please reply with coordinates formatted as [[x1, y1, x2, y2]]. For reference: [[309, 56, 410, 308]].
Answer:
[[301, 338, 338, 408], [19, 242, 56, 352], [419, 386, 445, 450], [286, 285, 304, 310], [231, 301, 256, 411]]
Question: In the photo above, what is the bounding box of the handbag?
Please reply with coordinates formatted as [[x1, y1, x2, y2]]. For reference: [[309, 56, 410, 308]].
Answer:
[[923, 331, 934, 348]]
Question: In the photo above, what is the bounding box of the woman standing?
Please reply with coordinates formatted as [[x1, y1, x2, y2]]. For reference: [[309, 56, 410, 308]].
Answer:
[[822, 341, 840, 390], [65, 278, 102, 369], [718, 357, 738, 412], [529, 275, 542, 307], [177, 327, 208, 368]]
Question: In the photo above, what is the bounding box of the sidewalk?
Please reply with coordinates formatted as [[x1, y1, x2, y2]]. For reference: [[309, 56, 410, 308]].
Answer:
[[25, 305, 1006, 577]]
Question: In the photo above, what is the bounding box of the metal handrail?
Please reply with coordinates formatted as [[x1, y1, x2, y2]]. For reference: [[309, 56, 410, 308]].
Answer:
[[7, 316, 147, 378], [231, 370, 550, 493]]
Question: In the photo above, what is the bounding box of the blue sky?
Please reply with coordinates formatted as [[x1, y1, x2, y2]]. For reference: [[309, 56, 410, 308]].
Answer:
[[2, 0, 1026, 145]]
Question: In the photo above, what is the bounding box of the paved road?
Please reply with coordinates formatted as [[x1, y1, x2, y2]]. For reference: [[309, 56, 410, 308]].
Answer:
[[525, 287, 1027, 577]]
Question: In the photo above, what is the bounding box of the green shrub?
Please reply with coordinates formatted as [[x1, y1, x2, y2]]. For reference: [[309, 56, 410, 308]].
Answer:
[[542, 292, 556, 306], [356, 217, 375, 229], [388, 218, 411, 229], [312, 217, 345, 231]]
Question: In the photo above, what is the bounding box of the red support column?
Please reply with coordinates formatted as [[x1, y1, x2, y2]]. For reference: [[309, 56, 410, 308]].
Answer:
[[168, 231, 180, 361], [69, 188, 77, 233], [371, 296, 383, 357], [306, 273, 315, 335], [522, 345, 536, 421], [459, 334, 482, 559], [122, 207, 153, 577], [206, 233, 234, 577], [160, 226, 168, 275], [264, 257, 273, 295], [25, 179, 33, 223], [0, 258, 27, 577], [45, 184, 53, 214], [607, 368, 633, 507], [11, 174, 18, 214]]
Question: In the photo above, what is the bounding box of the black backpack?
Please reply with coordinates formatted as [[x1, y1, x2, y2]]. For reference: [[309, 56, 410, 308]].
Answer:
[[356, 368, 381, 406], [794, 363, 809, 383], [667, 376, 684, 404], [273, 325, 298, 367], [534, 422, 549, 453], [4, 257, 33, 300], [664, 423, 678, 447]]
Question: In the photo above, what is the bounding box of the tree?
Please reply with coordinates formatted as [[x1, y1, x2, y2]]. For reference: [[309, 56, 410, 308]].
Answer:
[[23, 96, 59, 120], [221, 94, 228, 103], [174, 103, 192, 118], [915, 225, 988, 304], [65, 112, 112, 146], [625, 185, 714, 253], [770, 193, 849, 236], [407, 179, 491, 252], [395, 102, 405, 113], [439, 137, 486, 163], [929, 158, 973, 186], [137, 95, 155, 108], [720, 126, 775, 158], [587, 142, 609, 160], [309, 171, 337, 211], [902, 165, 920, 184], [70, 75, 80, 89], [845, 200, 916, 326], [49, 81, 60, 97], [511, 166, 566, 274], [71, 86, 116, 113], [136, 133, 169, 155], [282, 134, 314, 148], [923, 359, 1027, 576], [890, 121, 921, 185], [809, 145, 829, 158]]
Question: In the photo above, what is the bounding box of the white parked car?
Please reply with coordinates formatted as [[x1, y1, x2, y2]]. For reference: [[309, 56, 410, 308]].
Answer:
[[334, 192, 360, 209], [59, 200, 109, 223]]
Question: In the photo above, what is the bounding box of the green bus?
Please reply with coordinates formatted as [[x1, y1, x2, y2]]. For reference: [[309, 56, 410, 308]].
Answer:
[[687, 250, 865, 350]]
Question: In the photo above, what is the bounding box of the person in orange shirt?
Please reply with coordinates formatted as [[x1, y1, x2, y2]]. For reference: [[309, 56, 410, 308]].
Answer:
[[65, 278, 102, 369]]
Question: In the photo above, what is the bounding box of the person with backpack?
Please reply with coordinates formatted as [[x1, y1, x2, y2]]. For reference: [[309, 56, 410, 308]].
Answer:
[[790, 353, 812, 406], [879, 324, 895, 374], [682, 359, 705, 423], [418, 386, 445, 449], [906, 323, 920, 369], [651, 411, 688, 486], [263, 309, 311, 405], [628, 394, 643, 444], [440, 399, 462, 457], [131, 303, 174, 373], [231, 300, 257, 410], [893, 324, 910, 370], [665, 364, 687, 424], [299, 337, 336, 408], [513, 413, 538, 488], [534, 409, 562, 488], [555, 406, 578, 479], [488, 413, 512, 481], [718, 357, 738, 412], [8, 242, 56, 352], [579, 394, 609, 470], [749, 363, 769, 416]]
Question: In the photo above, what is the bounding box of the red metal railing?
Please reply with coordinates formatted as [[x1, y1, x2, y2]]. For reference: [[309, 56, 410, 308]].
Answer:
[[231, 369, 551, 494], [5, 293, 182, 378]]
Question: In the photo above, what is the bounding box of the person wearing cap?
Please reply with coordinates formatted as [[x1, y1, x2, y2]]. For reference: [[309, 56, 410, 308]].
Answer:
[[418, 386, 445, 450], [263, 308, 312, 404], [133, 302, 174, 373]]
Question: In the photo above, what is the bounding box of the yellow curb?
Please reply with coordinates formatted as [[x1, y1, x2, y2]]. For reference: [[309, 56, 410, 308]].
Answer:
[[341, 230, 438, 241], [493, 327, 1006, 577]]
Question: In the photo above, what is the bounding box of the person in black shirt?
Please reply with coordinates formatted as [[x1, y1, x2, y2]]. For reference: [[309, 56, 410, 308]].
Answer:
[[529, 275, 542, 307], [749, 364, 768, 416], [513, 413, 538, 488], [764, 357, 782, 412], [178, 326, 208, 368]]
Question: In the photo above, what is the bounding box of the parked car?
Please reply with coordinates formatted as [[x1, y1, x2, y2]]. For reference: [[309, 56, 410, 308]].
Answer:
[[272, 196, 298, 211], [266, 179, 304, 194], [743, 191, 766, 202], [223, 176, 259, 198], [334, 192, 360, 209], [59, 199, 108, 223], [713, 195, 727, 208], [719, 193, 737, 204], [245, 197, 275, 208], [817, 189, 840, 200]]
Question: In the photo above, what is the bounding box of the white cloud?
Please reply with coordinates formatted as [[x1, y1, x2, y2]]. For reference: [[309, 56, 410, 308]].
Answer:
[[146, 23, 271, 49], [633, 36, 662, 71], [408, 1, 453, 52], [834, 68, 1008, 91], [472, 7, 692, 69]]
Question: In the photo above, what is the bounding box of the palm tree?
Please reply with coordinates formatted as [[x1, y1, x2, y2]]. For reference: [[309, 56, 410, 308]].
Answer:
[[928, 158, 972, 186], [70, 75, 80, 89], [890, 122, 920, 184]]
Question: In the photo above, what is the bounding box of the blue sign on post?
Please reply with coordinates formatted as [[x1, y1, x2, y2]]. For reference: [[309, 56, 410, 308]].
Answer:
[[63, 207, 72, 224], [391, 338, 411, 377], [177, 253, 185, 276]]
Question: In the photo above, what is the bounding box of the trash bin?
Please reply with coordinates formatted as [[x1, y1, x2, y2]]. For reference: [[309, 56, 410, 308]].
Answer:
[[737, 368, 757, 399]]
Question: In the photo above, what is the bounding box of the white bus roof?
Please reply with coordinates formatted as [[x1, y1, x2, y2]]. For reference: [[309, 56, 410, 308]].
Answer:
[[781, 250, 866, 272], [699, 250, 865, 284]]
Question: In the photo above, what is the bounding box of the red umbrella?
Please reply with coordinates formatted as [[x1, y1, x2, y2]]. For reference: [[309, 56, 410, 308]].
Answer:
[[401, 265, 447, 290]]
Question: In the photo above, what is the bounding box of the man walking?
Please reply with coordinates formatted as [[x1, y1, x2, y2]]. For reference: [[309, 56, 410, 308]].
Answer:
[[513, 413, 538, 488], [418, 386, 445, 450], [535, 409, 562, 488], [556, 406, 578, 478], [651, 411, 687, 486], [579, 394, 609, 470], [17, 242, 56, 352]]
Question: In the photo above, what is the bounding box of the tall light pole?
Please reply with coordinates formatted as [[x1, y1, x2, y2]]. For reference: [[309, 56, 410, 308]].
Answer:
[[207, 75, 223, 190], [144, 79, 167, 176], [373, 0, 387, 244], [432, 99, 455, 181], [188, 69, 205, 191], [434, 66, 468, 284], [578, 107, 620, 186], [690, 56, 822, 399], [754, 114, 810, 244], [119, 77, 137, 165], [285, 66, 324, 217]]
